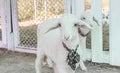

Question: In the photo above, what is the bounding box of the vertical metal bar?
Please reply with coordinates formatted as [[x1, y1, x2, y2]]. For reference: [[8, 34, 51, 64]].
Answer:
[[10, 0, 15, 51], [110, 0, 120, 66], [0, 0, 7, 46], [91, 0, 103, 63], [10, 0, 13, 33], [6, 0, 12, 50], [64, 0, 71, 14], [75, 0, 85, 16], [11, 0, 19, 50], [44, 0, 47, 20], [34, 0, 37, 21], [70, 0, 72, 14]]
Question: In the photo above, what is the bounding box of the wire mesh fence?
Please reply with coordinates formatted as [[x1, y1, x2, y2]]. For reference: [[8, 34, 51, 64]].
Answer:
[[17, 0, 64, 48], [16, 0, 109, 50]]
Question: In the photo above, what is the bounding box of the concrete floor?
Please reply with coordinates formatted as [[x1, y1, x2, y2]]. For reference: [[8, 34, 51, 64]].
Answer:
[[0, 49, 120, 73]]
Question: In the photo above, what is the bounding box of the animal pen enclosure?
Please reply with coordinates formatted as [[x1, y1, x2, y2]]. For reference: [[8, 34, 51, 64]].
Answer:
[[0, 0, 120, 66]]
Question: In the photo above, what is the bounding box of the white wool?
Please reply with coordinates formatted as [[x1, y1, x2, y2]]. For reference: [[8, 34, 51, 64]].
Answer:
[[35, 14, 92, 73]]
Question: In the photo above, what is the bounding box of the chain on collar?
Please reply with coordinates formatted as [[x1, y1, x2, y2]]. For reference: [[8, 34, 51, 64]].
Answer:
[[62, 42, 80, 70]]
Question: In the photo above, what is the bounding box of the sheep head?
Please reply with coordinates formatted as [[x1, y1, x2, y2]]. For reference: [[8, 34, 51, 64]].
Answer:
[[80, 10, 99, 26], [79, 10, 99, 36]]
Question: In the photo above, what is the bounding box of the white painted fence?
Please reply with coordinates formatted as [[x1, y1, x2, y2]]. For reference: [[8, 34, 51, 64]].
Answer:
[[0, 0, 7, 48], [0, 0, 120, 66]]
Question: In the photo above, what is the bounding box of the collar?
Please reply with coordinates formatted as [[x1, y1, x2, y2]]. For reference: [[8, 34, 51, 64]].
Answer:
[[62, 42, 79, 52]]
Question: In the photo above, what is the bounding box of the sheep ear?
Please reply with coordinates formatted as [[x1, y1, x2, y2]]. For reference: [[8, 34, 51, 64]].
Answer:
[[46, 23, 61, 33], [93, 16, 99, 25], [78, 20, 93, 29]]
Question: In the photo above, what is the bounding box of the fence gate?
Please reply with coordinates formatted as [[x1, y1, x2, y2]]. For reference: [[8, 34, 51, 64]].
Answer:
[[3, 0, 120, 66], [69, 0, 120, 66], [0, 0, 7, 48]]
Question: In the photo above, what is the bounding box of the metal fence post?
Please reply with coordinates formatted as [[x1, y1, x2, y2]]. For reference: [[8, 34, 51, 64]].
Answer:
[[110, 0, 120, 66], [11, 0, 19, 50], [6, 0, 18, 50], [6, 0, 12, 50], [91, 0, 104, 63], [73, 0, 87, 61], [64, 0, 71, 13], [0, 0, 7, 47]]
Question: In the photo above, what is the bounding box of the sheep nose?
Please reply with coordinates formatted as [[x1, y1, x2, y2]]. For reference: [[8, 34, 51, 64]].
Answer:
[[64, 35, 70, 41], [65, 35, 73, 41], [64, 36, 70, 41]]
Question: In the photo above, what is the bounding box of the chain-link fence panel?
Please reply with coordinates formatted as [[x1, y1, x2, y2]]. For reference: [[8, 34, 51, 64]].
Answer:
[[36, 0, 64, 21], [17, 0, 64, 49]]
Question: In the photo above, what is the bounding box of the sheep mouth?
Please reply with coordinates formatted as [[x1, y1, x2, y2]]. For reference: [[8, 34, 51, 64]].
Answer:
[[78, 28, 90, 37], [62, 42, 79, 51]]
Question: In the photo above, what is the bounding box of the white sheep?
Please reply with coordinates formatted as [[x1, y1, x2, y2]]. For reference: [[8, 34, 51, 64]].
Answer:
[[79, 10, 99, 37], [73, 10, 100, 62], [42, 10, 100, 69], [35, 14, 93, 73]]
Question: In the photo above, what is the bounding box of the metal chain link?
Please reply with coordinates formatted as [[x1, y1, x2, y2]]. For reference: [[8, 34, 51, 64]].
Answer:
[[17, 0, 64, 48]]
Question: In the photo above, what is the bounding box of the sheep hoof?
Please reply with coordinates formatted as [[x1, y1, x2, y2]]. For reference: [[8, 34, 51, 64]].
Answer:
[[81, 67, 87, 71]]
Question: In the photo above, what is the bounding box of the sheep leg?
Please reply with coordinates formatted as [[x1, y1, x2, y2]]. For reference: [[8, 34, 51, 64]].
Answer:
[[35, 52, 44, 73], [47, 57, 53, 68], [79, 59, 87, 71], [77, 47, 87, 71], [53, 65, 59, 73]]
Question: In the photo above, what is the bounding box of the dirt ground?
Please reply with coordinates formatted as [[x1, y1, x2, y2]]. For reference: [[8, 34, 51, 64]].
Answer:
[[0, 49, 120, 73]]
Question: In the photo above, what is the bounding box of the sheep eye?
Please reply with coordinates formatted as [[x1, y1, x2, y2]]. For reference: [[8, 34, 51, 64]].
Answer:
[[106, 16, 108, 19], [81, 17, 86, 20], [74, 23, 78, 27], [58, 23, 61, 27]]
